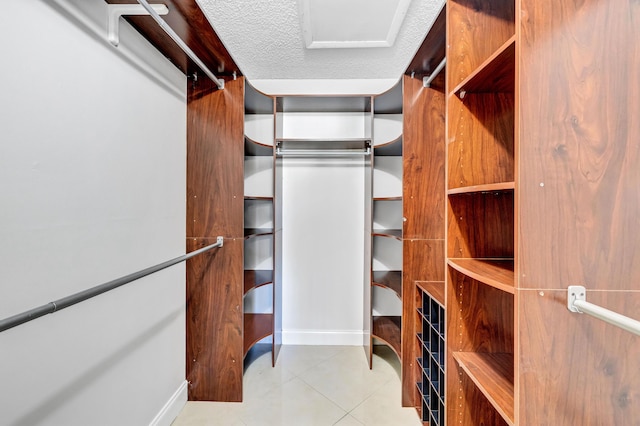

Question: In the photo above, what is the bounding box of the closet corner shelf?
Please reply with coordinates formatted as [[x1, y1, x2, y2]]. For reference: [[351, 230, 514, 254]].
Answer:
[[415, 281, 445, 307], [447, 258, 515, 293], [373, 139, 403, 157], [372, 270, 402, 299], [447, 182, 515, 195], [452, 352, 515, 426], [372, 229, 402, 240], [451, 35, 516, 96], [373, 196, 402, 201], [244, 269, 274, 294], [372, 315, 401, 358], [243, 313, 273, 357], [244, 228, 274, 239], [244, 195, 274, 201], [245, 137, 274, 156]]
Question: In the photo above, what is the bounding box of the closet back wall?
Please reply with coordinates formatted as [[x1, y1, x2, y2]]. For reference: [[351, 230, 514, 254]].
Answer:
[[281, 111, 366, 345]]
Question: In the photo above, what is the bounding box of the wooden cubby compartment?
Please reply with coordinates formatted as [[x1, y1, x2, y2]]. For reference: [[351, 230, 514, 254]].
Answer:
[[447, 268, 514, 425], [416, 284, 445, 426]]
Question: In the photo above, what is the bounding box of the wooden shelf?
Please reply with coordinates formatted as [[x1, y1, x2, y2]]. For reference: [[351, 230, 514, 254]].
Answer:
[[448, 258, 515, 293], [243, 313, 273, 357], [373, 137, 403, 156], [415, 281, 445, 307], [244, 228, 273, 238], [373, 196, 402, 201], [372, 315, 401, 358], [452, 352, 514, 426], [245, 137, 273, 156], [372, 270, 402, 299], [372, 229, 402, 240], [447, 182, 514, 195], [452, 36, 516, 96], [244, 195, 273, 201], [244, 269, 273, 294]]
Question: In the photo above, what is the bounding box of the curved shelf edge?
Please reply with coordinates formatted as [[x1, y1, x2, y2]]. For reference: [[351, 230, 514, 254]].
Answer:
[[245, 137, 274, 156], [372, 229, 402, 240], [452, 352, 515, 426], [415, 281, 445, 307], [244, 269, 274, 294], [447, 182, 515, 195], [243, 313, 273, 357], [372, 271, 402, 299], [372, 315, 401, 359], [447, 258, 515, 294], [244, 228, 274, 239]]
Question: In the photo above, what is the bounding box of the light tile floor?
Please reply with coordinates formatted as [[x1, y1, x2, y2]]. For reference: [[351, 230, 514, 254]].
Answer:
[[172, 345, 423, 426]]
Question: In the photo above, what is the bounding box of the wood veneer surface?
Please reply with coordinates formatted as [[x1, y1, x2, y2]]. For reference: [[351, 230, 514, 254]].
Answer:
[[372, 316, 402, 358], [105, 0, 240, 78], [186, 237, 243, 401], [187, 77, 244, 239]]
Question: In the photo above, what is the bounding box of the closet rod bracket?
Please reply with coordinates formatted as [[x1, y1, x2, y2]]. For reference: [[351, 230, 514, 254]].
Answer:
[[107, 4, 169, 47]]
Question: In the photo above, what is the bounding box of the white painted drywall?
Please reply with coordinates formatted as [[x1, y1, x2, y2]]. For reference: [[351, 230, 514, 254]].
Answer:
[[0, 1, 186, 425], [282, 157, 365, 345]]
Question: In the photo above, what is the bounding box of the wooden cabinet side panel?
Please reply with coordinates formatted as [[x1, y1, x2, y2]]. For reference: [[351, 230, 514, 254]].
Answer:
[[518, 290, 640, 425], [186, 237, 243, 401], [402, 75, 446, 240], [518, 0, 640, 291], [187, 77, 244, 239], [402, 240, 445, 407]]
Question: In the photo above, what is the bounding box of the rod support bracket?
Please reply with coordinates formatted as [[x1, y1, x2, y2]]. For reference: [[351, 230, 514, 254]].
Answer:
[[108, 4, 169, 47], [567, 285, 586, 313], [216, 236, 224, 247]]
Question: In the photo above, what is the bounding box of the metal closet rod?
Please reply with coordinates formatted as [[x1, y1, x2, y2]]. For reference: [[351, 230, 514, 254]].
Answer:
[[276, 149, 371, 157], [136, 0, 225, 90], [567, 285, 640, 336], [423, 57, 447, 88], [0, 237, 224, 333]]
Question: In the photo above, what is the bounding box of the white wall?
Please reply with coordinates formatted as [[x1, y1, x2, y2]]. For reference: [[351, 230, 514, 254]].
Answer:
[[282, 157, 365, 345], [0, 1, 186, 425]]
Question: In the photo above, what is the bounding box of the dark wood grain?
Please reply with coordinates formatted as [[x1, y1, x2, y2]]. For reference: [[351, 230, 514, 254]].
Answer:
[[518, 0, 640, 292], [447, 93, 515, 189], [372, 271, 402, 299], [452, 36, 515, 95], [403, 75, 446, 240], [243, 313, 273, 357], [186, 77, 244, 402], [415, 281, 445, 308], [518, 289, 640, 425], [448, 191, 514, 259], [243, 269, 273, 295], [447, 0, 515, 91], [453, 352, 515, 425], [373, 315, 402, 358], [187, 77, 244, 239], [405, 4, 446, 81], [186, 237, 243, 401], [448, 258, 514, 294], [105, 0, 241, 79]]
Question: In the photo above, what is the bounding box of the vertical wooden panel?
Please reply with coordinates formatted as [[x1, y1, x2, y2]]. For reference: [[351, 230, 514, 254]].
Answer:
[[518, 289, 640, 425], [187, 77, 244, 240], [186, 237, 243, 401], [518, 0, 640, 291], [402, 74, 447, 409], [403, 76, 446, 240], [186, 77, 244, 401]]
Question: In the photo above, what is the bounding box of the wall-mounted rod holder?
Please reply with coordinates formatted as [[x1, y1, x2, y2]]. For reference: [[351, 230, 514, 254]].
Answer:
[[108, 4, 169, 47], [567, 285, 640, 336], [423, 57, 446, 88]]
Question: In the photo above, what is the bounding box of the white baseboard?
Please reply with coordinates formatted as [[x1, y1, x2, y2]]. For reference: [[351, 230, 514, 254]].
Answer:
[[149, 380, 188, 426], [282, 330, 363, 345]]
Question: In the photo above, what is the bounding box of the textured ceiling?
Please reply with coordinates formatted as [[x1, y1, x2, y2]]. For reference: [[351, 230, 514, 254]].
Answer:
[[196, 0, 444, 94]]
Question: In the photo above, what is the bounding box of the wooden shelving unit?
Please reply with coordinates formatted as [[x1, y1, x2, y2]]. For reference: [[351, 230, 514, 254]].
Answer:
[[446, 0, 516, 424], [243, 81, 281, 368], [369, 81, 404, 371]]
